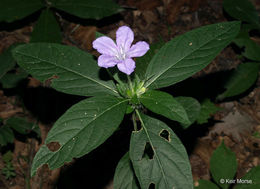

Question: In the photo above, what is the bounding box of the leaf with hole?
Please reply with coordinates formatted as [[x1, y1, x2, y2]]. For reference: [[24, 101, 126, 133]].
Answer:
[[145, 21, 240, 89], [0, 0, 44, 22], [49, 0, 122, 20], [217, 63, 260, 100], [12, 43, 118, 97], [30, 9, 62, 43], [210, 141, 237, 189], [175, 96, 201, 129], [30, 95, 127, 176], [223, 0, 260, 27], [195, 180, 219, 189], [130, 113, 193, 189], [114, 152, 139, 189], [234, 166, 260, 189], [140, 90, 190, 124]]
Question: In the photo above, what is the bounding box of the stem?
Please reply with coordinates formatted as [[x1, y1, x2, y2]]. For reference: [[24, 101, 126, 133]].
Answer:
[[132, 112, 137, 131], [127, 75, 134, 93]]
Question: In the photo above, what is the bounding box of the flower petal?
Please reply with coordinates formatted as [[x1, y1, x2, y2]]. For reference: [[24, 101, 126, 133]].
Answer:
[[116, 26, 134, 52], [127, 41, 150, 58], [93, 36, 117, 56], [98, 54, 118, 68], [117, 58, 135, 75]]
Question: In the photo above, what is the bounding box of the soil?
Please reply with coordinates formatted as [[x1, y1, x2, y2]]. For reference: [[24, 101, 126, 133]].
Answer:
[[0, 0, 260, 189]]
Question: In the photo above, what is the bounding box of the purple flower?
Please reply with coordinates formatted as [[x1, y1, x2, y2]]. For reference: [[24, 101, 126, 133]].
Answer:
[[92, 26, 150, 75]]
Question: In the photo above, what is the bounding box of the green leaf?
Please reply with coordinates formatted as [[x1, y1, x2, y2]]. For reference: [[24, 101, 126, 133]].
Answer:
[[135, 41, 164, 79], [234, 166, 260, 189], [195, 180, 219, 189], [234, 36, 260, 61], [6, 117, 40, 136], [0, 126, 14, 146], [197, 99, 221, 124], [223, 0, 260, 27], [114, 152, 139, 189], [217, 63, 260, 100], [0, 69, 28, 88], [130, 112, 193, 189], [49, 0, 122, 20], [0, 0, 44, 22], [31, 95, 127, 176], [12, 43, 118, 97], [145, 21, 240, 89], [210, 141, 237, 189], [30, 9, 62, 43], [175, 96, 201, 129], [95, 32, 105, 39], [0, 44, 19, 79], [140, 90, 190, 124]]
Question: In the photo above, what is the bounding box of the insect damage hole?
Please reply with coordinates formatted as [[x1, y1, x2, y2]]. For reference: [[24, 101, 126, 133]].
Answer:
[[149, 183, 155, 189], [47, 142, 61, 152], [142, 142, 154, 159], [159, 129, 170, 142]]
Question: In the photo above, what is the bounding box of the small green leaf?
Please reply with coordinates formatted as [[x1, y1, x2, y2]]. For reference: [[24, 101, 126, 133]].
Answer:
[[12, 43, 118, 96], [210, 141, 237, 189], [217, 63, 260, 100], [30, 9, 62, 43], [114, 152, 139, 189], [223, 0, 260, 27], [95, 32, 105, 39], [145, 21, 240, 89], [6, 117, 39, 136], [31, 95, 127, 176], [0, 126, 14, 146], [197, 99, 221, 124], [49, 0, 123, 20], [135, 41, 164, 79], [0, 69, 28, 88], [234, 166, 260, 189], [2, 151, 13, 163], [175, 96, 201, 129], [234, 36, 260, 61], [0, 0, 44, 22], [130, 112, 193, 189], [140, 90, 190, 124], [0, 44, 19, 79], [195, 180, 220, 189]]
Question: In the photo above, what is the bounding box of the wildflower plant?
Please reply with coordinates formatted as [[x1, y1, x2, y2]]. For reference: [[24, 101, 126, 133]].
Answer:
[[12, 22, 240, 188]]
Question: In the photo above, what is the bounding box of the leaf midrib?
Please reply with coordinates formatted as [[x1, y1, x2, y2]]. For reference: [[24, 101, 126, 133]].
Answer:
[[145, 24, 235, 88], [15, 50, 118, 94]]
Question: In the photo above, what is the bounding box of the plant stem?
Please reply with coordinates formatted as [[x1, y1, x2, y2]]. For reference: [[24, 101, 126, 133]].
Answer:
[[135, 109, 144, 129], [127, 75, 134, 93], [132, 112, 137, 131]]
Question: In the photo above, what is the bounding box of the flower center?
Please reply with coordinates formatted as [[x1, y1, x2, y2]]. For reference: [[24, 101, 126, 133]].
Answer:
[[115, 45, 127, 61]]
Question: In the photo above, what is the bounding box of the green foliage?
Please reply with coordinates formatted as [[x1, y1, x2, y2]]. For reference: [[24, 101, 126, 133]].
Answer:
[[30, 9, 62, 43], [130, 112, 193, 189], [12, 43, 118, 97], [0, 44, 19, 79], [195, 180, 219, 189], [48, 0, 123, 20], [0, 0, 44, 22], [223, 0, 260, 28], [6, 117, 40, 137], [113, 152, 139, 189], [140, 90, 190, 124], [197, 99, 221, 124], [210, 141, 237, 189], [217, 63, 260, 100], [175, 96, 201, 129], [31, 96, 127, 176], [0, 68, 28, 88], [0, 126, 14, 146], [234, 166, 260, 189], [145, 21, 240, 89], [135, 41, 164, 79], [1, 151, 16, 179]]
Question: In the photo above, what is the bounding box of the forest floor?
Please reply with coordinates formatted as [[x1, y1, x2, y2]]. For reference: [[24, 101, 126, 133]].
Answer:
[[0, 0, 260, 188]]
